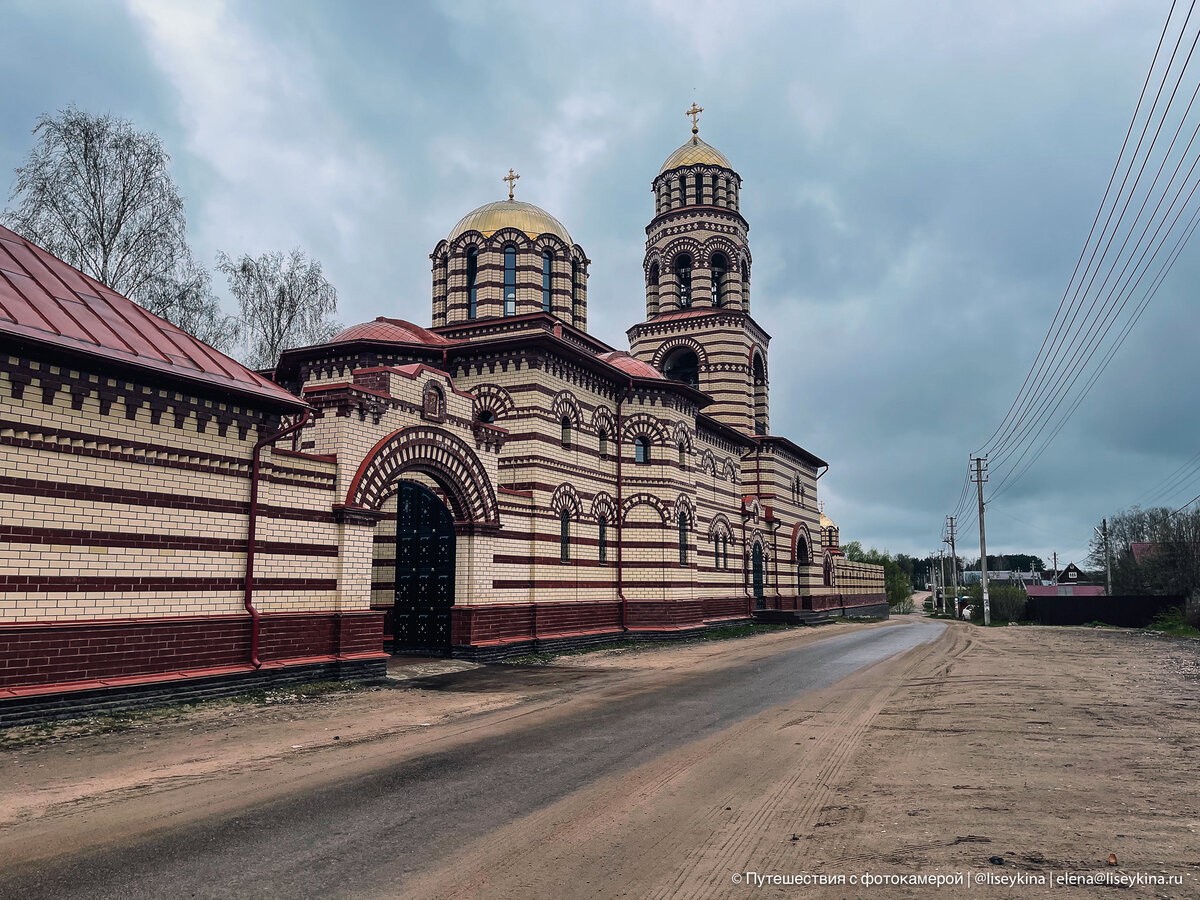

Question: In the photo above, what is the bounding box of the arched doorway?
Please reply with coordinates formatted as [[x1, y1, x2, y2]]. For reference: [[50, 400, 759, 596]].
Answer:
[[752, 544, 765, 609], [393, 480, 456, 652]]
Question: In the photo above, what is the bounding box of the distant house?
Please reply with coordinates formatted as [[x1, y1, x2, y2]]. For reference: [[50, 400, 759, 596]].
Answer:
[[1055, 562, 1091, 585]]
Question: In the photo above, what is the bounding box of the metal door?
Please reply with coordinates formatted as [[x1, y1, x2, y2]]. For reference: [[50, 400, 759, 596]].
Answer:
[[393, 481, 455, 652]]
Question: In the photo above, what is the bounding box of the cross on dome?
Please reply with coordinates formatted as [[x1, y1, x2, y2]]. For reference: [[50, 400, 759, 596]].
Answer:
[[686, 102, 703, 135], [503, 168, 520, 200]]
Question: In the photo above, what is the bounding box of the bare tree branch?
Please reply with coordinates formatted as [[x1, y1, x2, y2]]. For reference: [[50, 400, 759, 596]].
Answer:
[[217, 248, 340, 370]]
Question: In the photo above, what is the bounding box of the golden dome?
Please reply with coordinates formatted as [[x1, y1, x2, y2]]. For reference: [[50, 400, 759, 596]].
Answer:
[[819, 511, 837, 531], [448, 199, 572, 244], [658, 135, 733, 175]]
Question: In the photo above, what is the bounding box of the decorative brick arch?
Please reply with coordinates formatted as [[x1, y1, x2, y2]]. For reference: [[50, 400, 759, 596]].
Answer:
[[591, 405, 616, 437], [487, 226, 534, 251], [793, 521, 814, 565], [651, 336, 709, 371], [749, 529, 771, 561], [708, 513, 734, 541], [551, 390, 582, 426], [346, 425, 499, 525], [550, 482, 582, 517], [621, 492, 669, 523], [672, 421, 693, 453], [723, 458, 740, 483], [698, 448, 717, 475], [673, 493, 696, 525], [472, 383, 515, 421], [590, 491, 615, 524], [701, 236, 740, 268], [621, 412, 670, 446]]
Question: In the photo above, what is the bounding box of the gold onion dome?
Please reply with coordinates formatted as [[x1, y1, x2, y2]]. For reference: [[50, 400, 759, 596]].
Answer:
[[819, 511, 836, 531], [448, 199, 572, 244], [658, 135, 733, 175]]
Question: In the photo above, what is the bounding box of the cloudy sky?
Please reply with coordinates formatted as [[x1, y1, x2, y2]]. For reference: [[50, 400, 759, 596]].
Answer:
[[3, 0, 1196, 566]]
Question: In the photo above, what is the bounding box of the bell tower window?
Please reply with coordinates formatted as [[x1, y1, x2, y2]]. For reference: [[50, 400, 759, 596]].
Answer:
[[675, 254, 693, 308], [542, 250, 552, 313], [662, 347, 699, 387], [712, 252, 728, 307], [503, 246, 517, 316], [634, 436, 650, 464], [466, 246, 479, 319]]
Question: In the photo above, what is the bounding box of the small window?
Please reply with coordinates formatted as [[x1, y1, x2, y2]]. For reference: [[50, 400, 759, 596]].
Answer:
[[634, 436, 650, 464], [678, 442, 686, 467], [714, 536, 722, 570], [598, 429, 608, 460], [560, 511, 571, 562], [466, 247, 479, 319], [503, 246, 517, 316], [678, 511, 689, 565], [477, 410, 495, 424], [599, 518, 607, 564], [542, 250, 552, 313], [561, 416, 572, 449]]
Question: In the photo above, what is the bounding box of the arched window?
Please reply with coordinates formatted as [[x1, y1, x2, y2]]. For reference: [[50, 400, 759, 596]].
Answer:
[[542, 250, 552, 313], [476, 409, 495, 424], [598, 428, 608, 460], [662, 347, 699, 387], [560, 511, 571, 562], [599, 518, 608, 564], [678, 510, 689, 565], [823, 554, 834, 587], [634, 436, 650, 464], [503, 246, 517, 316], [752, 544, 764, 606], [466, 247, 479, 319], [675, 254, 693, 308], [561, 416, 572, 449], [678, 442, 686, 467], [753, 352, 768, 436], [571, 260, 580, 323], [647, 263, 660, 316], [740, 259, 750, 306], [711, 252, 729, 306]]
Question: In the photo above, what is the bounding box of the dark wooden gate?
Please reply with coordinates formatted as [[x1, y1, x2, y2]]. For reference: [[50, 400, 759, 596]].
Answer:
[[393, 480, 456, 652]]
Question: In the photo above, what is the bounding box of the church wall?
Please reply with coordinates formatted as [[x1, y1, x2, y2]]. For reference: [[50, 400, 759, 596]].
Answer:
[[0, 352, 385, 695]]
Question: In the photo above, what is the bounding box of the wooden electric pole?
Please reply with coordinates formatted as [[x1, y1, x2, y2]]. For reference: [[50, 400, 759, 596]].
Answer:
[[971, 455, 990, 626]]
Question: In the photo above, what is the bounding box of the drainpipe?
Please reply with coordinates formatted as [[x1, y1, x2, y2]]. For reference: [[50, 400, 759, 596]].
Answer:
[[616, 379, 633, 631], [245, 410, 312, 668]]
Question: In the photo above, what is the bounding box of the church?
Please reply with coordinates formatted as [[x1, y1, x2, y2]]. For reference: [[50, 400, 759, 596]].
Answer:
[[0, 111, 885, 717]]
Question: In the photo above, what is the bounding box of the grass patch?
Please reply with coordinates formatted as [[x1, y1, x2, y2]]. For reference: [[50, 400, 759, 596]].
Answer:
[[1146, 606, 1200, 638], [830, 615, 886, 624], [502, 623, 793, 665]]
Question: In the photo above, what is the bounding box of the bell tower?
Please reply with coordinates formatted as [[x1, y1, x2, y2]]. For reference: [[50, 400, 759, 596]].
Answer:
[[628, 107, 770, 437]]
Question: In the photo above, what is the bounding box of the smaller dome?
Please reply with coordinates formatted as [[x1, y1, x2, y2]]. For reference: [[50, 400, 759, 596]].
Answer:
[[329, 317, 450, 346], [449, 199, 572, 244], [819, 511, 837, 531], [599, 350, 665, 380], [658, 135, 733, 175]]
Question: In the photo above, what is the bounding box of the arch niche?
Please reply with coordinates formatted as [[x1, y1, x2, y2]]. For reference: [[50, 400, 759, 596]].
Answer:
[[344, 425, 499, 653]]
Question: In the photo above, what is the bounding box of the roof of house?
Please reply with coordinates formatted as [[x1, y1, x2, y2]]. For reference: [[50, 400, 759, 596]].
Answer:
[[0, 225, 303, 409]]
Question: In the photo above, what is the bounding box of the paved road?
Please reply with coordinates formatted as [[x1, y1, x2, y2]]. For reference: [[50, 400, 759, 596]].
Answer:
[[0, 620, 944, 899]]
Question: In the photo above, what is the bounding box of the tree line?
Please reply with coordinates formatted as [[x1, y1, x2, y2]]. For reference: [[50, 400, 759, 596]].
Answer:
[[3, 107, 340, 368], [1089, 505, 1200, 601]]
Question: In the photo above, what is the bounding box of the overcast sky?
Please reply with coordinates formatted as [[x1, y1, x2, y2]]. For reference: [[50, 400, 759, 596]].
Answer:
[[3, 0, 1196, 566]]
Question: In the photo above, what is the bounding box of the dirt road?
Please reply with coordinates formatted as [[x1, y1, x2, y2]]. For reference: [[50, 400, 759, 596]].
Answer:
[[0, 619, 1197, 899]]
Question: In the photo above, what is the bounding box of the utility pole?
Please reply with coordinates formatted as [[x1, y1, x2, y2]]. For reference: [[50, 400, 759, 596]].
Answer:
[[945, 515, 959, 617], [1101, 518, 1112, 595], [938, 549, 947, 615], [971, 455, 991, 626]]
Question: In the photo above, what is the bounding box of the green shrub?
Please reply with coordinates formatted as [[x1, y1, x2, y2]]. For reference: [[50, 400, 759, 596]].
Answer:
[[966, 583, 1028, 624]]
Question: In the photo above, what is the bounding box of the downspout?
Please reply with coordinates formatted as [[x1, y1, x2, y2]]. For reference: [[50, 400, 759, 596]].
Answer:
[[616, 379, 633, 631], [245, 410, 312, 669]]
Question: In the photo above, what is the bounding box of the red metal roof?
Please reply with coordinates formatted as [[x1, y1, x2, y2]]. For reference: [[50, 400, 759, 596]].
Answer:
[[598, 350, 665, 380], [330, 317, 450, 346], [0, 225, 303, 409]]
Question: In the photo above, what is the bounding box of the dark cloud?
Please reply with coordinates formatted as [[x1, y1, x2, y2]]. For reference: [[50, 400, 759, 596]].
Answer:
[[2, 0, 1194, 565]]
